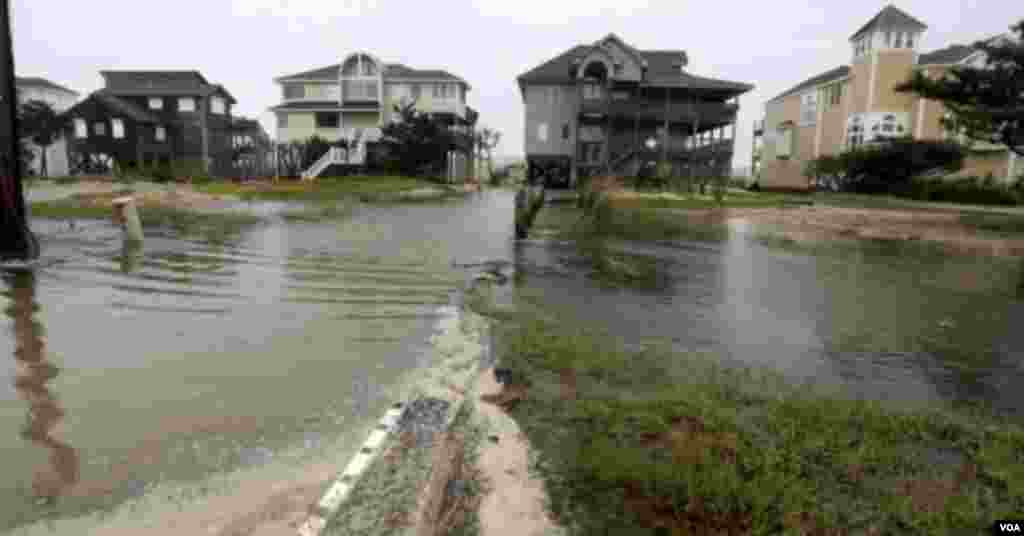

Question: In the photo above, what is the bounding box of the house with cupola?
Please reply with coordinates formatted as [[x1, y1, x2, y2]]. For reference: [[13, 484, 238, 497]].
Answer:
[[756, 5, 1021, 191]]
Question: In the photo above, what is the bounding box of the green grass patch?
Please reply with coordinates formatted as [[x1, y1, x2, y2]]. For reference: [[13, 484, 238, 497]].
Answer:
[[958, 212, 1024, 236], [30, 198, 264, 244], [469, 287, 1024, 535], [196, 176, 441, 202], [533, 203, 729, 244], [609, 192, 796, 210], [279, 202, 355, 222]]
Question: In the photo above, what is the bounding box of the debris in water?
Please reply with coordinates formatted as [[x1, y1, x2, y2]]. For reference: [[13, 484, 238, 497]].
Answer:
[[396, 397, 451, 447]]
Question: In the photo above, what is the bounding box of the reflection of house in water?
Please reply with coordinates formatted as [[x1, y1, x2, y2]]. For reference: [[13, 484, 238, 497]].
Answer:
[[4, 270, 79, 503]]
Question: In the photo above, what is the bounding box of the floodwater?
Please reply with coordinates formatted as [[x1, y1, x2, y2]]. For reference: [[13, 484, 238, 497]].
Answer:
[[0, 190, 514, 533], [3, 188, 1024, 532]]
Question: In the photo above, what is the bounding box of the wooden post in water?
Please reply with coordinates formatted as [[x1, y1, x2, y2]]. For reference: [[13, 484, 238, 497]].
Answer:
[[0, 0, 37, 261]]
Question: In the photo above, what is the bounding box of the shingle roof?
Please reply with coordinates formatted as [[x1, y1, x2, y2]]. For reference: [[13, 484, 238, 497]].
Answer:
[[65, 91, 161, 123], [767, 65, 850, 103], [269, 101, 342, 111], [100, 70, 237, 104], [15, 76, 79, 95], [851, 5, 927, 40], [275, 63, 469, 86], [917, 44, 976, 65], [516, 40, 752, 94]]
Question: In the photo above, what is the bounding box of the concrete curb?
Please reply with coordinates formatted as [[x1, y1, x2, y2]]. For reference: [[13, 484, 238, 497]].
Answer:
[[296, 300, 490, 536]]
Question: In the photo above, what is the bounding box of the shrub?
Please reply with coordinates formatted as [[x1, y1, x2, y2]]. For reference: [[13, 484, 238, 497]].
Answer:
[[903, 176, 1023, 206], [805, 137, 965, 194]]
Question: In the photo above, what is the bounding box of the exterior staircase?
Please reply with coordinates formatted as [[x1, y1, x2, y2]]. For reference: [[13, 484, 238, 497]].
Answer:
[[301, 128, 379, 180]]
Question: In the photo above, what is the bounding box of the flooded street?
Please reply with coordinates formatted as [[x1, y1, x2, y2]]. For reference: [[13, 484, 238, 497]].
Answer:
[[1, 190, 514, 533], [3, 189, 1024, 532]]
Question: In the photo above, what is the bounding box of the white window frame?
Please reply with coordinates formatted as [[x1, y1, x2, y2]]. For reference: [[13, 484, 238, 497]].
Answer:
[[73, 118, 87, 138], [538, 123, 548, 142], [112, 118, 125, 139], [148, 97, 163, 110], [799, 92, 817, 126], [211, 97, 226, 115], [155, 126, 167, 142], [776, 125, 794, 159], [93, 121, 106, 136], [278, 113, 289, 128], [178, 98, 196, 112]]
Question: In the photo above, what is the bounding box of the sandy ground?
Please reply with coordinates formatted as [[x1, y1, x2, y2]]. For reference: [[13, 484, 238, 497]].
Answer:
[[475, 368, 560, 536]]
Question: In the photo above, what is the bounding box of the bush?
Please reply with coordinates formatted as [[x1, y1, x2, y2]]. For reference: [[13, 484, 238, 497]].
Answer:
[[805, 137, 965, 194], [902, 175, 1023, 206]]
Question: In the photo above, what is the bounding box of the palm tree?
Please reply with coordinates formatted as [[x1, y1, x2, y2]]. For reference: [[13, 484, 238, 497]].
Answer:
[[20, 99, 66, 178]]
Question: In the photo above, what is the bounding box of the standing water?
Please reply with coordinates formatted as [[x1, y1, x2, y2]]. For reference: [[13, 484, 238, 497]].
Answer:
[[0, 190, 514, 532]]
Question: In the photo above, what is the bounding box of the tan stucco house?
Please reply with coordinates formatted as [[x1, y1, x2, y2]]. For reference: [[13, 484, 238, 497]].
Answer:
[[756, 5, 1021, 191]]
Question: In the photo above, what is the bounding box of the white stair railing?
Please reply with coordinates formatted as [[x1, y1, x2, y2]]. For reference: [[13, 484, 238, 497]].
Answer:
[[301, 147, 347, 180]]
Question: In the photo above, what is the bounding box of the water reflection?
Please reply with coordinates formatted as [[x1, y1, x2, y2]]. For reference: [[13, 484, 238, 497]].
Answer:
[[3, 269, 79, 504]]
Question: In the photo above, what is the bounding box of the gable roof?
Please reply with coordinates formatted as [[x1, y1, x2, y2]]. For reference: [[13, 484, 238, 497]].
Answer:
[[274, 62, 469, 87], [917, 44, 976, 65], [516, 40, 751, 94], [65, 91, 161, 123], [15, 76, 79, 95], [767, 65, 850, 103], [100, 70, 237, 103], [851, 5, 927, 40]]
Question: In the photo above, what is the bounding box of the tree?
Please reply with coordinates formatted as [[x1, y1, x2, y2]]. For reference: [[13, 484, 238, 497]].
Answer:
[[19, 99, 66, 177], [895, 20, 1024, 156], [474, 127, 501, 178], [380, 101, 462, 177], [803, 137, 964, 194]]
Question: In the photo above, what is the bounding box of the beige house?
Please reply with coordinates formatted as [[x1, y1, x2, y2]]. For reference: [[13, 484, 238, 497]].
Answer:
[[270, 52, 477, 177], [756, 5, 1020, 191]]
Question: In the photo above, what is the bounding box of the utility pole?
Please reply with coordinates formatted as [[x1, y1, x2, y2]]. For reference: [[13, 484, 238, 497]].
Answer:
[[0, 0, 36, 261]]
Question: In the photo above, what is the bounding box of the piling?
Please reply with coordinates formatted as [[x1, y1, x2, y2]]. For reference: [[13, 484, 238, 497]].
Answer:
[[111, 196, 144, 245]]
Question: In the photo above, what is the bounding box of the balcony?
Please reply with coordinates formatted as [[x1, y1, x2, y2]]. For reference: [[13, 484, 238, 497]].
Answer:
[[608, 100, 738, 125], [341, 79, 380, 104], [579, 83, 608, 117]]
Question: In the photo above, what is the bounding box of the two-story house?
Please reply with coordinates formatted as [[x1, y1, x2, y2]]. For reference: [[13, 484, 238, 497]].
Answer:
[[757, 5, 1021, 192], [270, 52, 478, 177], [16, 76, 80, 177], [63, 71, 237, 176], [517, 34, 753, 189], [231, 116, 274, 177]]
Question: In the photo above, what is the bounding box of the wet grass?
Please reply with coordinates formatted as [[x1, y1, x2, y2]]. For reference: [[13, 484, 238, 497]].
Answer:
[[532, 203, 729, 244], [279, 202, 355, 222], [468, 288, 1024, 536], [29, 198, 264, 244], [196, 176, 443, 202], [609, 190, 798, 210], [958, 212, 1024, 236]]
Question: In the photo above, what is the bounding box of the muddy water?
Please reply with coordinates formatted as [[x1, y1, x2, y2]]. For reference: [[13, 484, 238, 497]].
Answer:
[[4, 188, 1024, 531], [0, 191, 514, 533], [510, 212, 1024, 418]]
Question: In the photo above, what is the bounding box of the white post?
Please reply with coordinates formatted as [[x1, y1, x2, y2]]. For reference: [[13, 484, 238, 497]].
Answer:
[[112, 196, 144, 245]]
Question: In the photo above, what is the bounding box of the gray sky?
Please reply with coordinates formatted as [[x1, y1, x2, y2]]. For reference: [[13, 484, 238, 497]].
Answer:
[[12, 0, 1021, 169]]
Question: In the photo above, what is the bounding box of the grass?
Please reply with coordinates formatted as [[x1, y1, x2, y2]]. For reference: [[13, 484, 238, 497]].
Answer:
[[609, 190, 800, 210], [467, 286, 1024, 535], [279, 202, 355, 222], [195, 176, 443, 202], [30, 196, 264, 244], [532, 203, 729, 244], [957, 212, 1024, 236]]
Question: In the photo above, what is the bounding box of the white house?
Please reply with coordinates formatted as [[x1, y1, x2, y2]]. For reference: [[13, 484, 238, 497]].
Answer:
[[16, 76, 80, 176]]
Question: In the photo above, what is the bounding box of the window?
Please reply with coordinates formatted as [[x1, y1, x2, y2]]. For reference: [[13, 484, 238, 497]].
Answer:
[[178, 98, 195, 112], [211, 97, 226, 114], [279, 113, 289, 128], [284, 84, 304, 100], [93, 122, 106, 136], [562, 123, 570, 140], [74, 118, 87, 138], [582, 83, 603, 100], [578, 125, 603, 141], [613, 64, 623, 76], [537, 123, 548, 142], [821, 83, 843, 111], [799, 92, 817, 126], [776, 124, 794, 159], [315, 112, 340, 128], [906, 33, 915, 49], [112, 118, 124, 139], [325, 85, 340, 100], [155, 126, 166, 142], [343, 79, 378, 100], [149, 97, 163, 110], [894, 32, 904, 48], [885, 31, 892, 47], [433, 83, 457, 100]]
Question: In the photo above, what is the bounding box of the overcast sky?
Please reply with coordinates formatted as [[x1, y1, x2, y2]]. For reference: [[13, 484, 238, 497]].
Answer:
[[12, 0, 1021, 169]]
